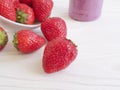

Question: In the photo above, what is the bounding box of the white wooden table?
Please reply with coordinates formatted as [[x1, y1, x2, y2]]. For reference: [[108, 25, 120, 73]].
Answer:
[[0, 0, 120, 90]]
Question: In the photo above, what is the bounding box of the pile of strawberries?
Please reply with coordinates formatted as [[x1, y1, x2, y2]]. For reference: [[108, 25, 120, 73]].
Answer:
[[0, 0, 78, 74], [0, 0, 53, 24]]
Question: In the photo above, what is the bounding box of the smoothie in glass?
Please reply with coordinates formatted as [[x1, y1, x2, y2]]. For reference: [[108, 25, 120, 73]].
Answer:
[[69, 0, 103, 21]]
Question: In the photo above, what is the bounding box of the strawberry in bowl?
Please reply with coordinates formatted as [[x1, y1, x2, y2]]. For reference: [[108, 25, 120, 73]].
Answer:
[[0, 0, 54, 31], [16, 3, 35, 25]]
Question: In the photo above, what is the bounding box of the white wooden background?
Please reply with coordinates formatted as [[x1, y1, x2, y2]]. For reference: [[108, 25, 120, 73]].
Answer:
[[0, 0, 120, 90]]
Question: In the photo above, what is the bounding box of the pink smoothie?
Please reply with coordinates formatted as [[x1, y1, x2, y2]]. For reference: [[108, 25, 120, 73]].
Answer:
[[69, 0, 103, 21]]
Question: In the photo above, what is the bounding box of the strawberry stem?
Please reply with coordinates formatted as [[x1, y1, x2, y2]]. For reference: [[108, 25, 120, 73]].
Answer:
[[0, 31, 7, 46], [68, 39, 77, 47], [16, 9, 27, 24], [13, 33, 19, 50]]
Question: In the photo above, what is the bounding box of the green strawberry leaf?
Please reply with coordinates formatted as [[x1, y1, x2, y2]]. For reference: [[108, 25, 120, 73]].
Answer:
[[0, 31, 7, 46], [13, 33, 19, 50]]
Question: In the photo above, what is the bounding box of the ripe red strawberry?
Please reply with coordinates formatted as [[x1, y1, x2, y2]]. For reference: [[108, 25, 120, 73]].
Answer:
[[42, 37, 78, 73], [0, 0, 16, 21], [0, 27, 8, 51], [32, 0, 53, 22], [20, 0, 32, 7], [11, 0, 20, 8], [16, 3, 35, 24], [13, 30, 46, 53], [41, 17, 67, 41], [12, 0, 19, 4]]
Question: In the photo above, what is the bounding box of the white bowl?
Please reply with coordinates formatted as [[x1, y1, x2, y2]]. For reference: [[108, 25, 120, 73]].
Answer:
[[0, 15, 40, 32]]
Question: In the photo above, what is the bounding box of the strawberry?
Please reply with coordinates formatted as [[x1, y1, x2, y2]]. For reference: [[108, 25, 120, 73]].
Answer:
[[13, 30, 46, 53], [11, 0, 20, 8], [16, 3, 35, 24], [32, 0, 53, 22], [41, 17, 67, 41], [42, 37, 78, 73], [0, 0, 16, 21], [20, 0, 32, 7], [0, 27, 8, 51], [12, 0, 19, 4]]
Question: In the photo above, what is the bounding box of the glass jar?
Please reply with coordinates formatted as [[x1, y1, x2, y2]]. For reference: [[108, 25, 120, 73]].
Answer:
[[69, 0, 104, 21]]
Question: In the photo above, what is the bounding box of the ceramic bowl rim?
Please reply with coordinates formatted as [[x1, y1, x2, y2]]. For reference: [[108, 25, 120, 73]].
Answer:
[[0, 15, 40, 28]]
